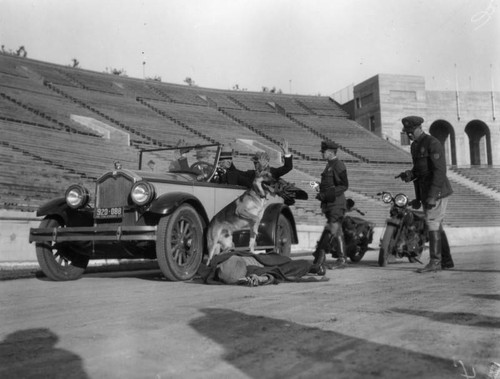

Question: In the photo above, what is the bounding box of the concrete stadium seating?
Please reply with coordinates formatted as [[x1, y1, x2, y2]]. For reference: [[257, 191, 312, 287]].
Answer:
[[1, 53, 499, 228]]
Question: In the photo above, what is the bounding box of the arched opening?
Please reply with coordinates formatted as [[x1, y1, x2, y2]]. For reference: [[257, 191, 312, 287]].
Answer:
[[429, 120, 456, 166], [465, 120, 492, 166]]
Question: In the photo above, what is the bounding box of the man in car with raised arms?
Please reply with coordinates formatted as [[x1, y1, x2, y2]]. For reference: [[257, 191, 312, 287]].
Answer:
[[211, 139, 293, 187]]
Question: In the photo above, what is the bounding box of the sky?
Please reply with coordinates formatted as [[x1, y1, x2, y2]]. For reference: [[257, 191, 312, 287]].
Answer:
[[0, 0, 498, 96]]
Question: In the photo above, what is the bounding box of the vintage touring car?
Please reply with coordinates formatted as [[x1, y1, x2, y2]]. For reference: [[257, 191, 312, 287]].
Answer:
[[29, 144, 300, 281]]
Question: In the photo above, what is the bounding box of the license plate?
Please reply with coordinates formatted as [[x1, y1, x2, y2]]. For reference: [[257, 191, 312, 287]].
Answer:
[[95, 207, 123, 219]]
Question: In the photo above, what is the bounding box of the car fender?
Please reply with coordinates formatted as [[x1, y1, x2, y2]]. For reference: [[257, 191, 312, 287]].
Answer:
[[37, 197, 67, 218], [148, 192, 209, 225], [257, 203, 298, 245], [36, 198, 93, 226]]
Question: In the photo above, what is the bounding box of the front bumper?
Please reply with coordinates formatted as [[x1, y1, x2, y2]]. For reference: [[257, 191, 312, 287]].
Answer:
[[29, 225, 157, 243]]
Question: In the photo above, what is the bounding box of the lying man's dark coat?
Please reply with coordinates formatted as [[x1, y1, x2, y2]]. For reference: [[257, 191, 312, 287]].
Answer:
[[198, 251, 319, 285]]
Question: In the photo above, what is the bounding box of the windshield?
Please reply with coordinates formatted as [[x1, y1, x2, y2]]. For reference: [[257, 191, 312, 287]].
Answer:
[[139, 143, 221, 180]]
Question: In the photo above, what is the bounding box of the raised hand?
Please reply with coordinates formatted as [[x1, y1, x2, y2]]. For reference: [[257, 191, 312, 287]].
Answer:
[[279, 138, 290, 155]]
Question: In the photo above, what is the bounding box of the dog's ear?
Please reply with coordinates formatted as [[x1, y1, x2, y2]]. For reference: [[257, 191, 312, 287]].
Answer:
[[261, 177, 279, 195], [259, 170, 274, 181]]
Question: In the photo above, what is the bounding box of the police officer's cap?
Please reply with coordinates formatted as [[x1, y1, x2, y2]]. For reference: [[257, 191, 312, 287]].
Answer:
[[401, 116, 424, 132], [320, 140, 339, 152]]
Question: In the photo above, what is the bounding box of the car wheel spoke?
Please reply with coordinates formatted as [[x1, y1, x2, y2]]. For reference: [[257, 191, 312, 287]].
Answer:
[[55, 252, 67, 267], [170, 231, 182, 262], [173, 245, 183, 265]]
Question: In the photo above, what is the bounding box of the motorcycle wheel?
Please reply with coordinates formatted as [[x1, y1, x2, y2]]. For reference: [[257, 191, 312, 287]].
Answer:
[[347, 243, 366, 263], [408, 237, 425, 263], [378, 224, 396, 267]]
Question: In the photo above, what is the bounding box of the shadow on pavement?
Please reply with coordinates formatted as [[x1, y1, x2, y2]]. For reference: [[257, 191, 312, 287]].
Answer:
[[0, 328, 89, 379], [441, 268, 500, 273], [467, 294, 500, 301], [345, 260, 500, 273], [190, 308, 459, 378], [83, 269, 166, 281], [391, 308, 500, 329]]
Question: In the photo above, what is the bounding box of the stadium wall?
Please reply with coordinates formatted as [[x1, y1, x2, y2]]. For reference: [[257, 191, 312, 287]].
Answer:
[[2, 210, 500, 267], [352, 74, 500, 167]]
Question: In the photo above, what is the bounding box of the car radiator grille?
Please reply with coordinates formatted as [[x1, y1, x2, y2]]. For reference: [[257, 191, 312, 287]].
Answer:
[[96, 174, 133, 208]]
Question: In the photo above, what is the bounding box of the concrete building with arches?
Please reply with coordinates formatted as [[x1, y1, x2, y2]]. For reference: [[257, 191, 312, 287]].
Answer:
[[351, 74, 499, 167]]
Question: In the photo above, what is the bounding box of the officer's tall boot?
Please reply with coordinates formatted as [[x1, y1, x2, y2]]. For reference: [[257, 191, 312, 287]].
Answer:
[[312, 229, 330, 266], [331, 235, 348, 269], [417, 230, 442, 273], [440, 226, 454, 269]]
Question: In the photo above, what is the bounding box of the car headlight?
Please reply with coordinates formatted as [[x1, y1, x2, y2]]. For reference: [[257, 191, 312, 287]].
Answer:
[[131, 181, 155, 206], [65, 185, 90, 209], [381, 192, 393, 204], [394, 193, 408, 208]]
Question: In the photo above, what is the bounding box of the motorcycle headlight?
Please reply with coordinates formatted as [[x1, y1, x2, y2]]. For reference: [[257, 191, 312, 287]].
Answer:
[[65, 185, 90, 209], [381, 192, 393, 204], [394, 193, 408, 208], [131, 181, 155, 206]]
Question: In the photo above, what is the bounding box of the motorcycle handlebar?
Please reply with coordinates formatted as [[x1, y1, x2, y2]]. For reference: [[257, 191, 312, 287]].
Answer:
[[355, 209, 366, 216]]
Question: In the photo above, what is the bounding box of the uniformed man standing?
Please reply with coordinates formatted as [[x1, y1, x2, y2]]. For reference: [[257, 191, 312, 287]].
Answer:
[[398, 116, 455, 273], [312, 141, 349, 269]]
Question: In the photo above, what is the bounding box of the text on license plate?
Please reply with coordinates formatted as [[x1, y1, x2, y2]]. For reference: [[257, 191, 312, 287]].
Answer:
[[95, 207, 123, 218]]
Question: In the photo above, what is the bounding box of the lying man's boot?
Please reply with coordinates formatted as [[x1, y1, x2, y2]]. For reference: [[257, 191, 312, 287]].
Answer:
[[417, 230, 442, 273]]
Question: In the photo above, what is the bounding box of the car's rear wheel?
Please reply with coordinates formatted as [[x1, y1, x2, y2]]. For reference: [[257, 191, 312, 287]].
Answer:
[[274, 214, 292, 257], [156, 204, 204, 281], [36, 217, 89, 281]]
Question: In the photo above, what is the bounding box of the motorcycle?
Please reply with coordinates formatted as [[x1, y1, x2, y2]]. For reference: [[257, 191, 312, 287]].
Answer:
[[309, 181, 374, 263], [377, 191, 428, 266], [341, 198, 375, 262]]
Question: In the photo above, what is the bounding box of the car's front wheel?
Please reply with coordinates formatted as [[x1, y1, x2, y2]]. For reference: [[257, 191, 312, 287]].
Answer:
[[156, 204, 204, 281], [35, 217, 89, 281]]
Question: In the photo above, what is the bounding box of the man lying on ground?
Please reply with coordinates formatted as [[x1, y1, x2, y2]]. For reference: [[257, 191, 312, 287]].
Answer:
[[198, 251, 327, 286]]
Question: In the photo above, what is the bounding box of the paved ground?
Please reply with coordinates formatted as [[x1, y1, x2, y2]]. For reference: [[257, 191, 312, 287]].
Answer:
[[0, 245, 499, 379]]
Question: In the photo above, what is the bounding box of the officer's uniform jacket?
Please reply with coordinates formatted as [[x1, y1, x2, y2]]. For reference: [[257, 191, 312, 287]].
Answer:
[[410, 133, 453, 203], [319, 158, 348, 205]]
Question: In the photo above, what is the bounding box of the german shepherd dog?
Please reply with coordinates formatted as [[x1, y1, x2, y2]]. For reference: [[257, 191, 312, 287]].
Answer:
[[206, 170, 276, 266]]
